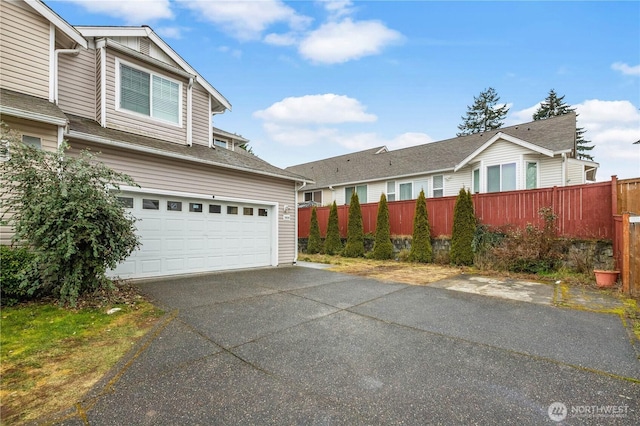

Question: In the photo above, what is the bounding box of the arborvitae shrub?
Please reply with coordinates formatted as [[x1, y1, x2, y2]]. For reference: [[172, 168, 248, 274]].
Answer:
[[450, 188, 476, 265], [342, 192, 365, 257], [324, 201, 343, 255], [307, 206, 322, 254], [408, 190, 432, 262], [372, 193, 394, 260]]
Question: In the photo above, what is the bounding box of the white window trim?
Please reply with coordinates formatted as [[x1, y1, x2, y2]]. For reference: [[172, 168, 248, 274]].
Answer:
[[386, 181, 396, 201], [213, 138, 228, 149], [486, 162, 518, 192], [524, 160, 540, 190], [304, 190, 322, 204], [472, 166, 481, 194], [432, 175, 444, 198], [115, 57, 183, 128], [398, 181, 413, 201]]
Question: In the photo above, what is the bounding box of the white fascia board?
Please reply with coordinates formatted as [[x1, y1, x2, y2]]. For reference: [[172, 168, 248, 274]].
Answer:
[[213, 128, 249, 143], [567, 157, 600, 168], [76, 26, 148, 38], [26, 0, 87, 48], [66, 130, 312, 184], [115, 185, 277, 207], [454, 132, 555, 172], [309, 168, 455, 191], [105, 39, 193, 78], [0, 106, 68, 126]]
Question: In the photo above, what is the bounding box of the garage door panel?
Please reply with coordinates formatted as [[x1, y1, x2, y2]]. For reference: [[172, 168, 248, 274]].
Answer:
[[110, 193, 274, 279]]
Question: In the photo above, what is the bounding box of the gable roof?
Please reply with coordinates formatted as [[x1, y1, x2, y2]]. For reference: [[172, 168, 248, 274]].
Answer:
[[25, 0, 87, 48], [76, 26, 231, 112], [286, 113, 577, 190], [65, 114, 309, 183]]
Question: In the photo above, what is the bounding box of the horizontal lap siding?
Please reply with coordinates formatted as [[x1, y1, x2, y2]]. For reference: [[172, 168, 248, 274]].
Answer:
[[105, 51, 187, 143], [192, 83, 210, 146], [0, 1, 50, 98], [66, 140, 297, 264], [58, 48, 96, 118]]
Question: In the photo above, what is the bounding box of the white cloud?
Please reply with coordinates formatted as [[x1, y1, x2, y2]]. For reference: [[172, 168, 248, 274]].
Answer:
[[506, 103, 540, 125], [319, 0, 355, 18], [611, 62, 640, 76], [254, 94, 377, 124], [179, 0, 311, 41], [298, 18, 403, 64], [156, 26, 184, 39], [63, 0, 173, 24]]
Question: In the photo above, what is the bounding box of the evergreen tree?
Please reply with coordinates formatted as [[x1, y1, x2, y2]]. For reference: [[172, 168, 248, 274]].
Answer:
[[450, 188, 476, 266], [372, 193, 394, 260], [343, 192, 365, 257], [533, 89, 594, 161], [307, 206, 322, 254], [408, 190, 432, 262], [324, 201, 343, 255], [457, 87, 510, 136]]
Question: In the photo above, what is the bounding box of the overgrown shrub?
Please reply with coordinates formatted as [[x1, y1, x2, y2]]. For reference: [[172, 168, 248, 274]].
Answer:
[[324, 201, 343, 255], [0, 125, 140, 306], [307, 206, 322, 254], [487, 207, 564, 274], [408, 190, 432, 262], [0, 245, 37, 306], [450, 188, 476, 265], [372, 193, 394, 260], [343, 192, 364, 257]]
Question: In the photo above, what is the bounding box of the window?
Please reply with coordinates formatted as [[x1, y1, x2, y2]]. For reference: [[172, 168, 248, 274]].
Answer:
[[345, 185, 367, 204], [189, 203, 203, 212], [258, 208, 268, 217], [399, 183, 412, 201], [213, 139, 228, 148], [487, 163, 516, 193], [117, 197, 134, 208], [118, 61, 181, 124], [227, 206, 238, 215], [209, 204, 221, 214], [413, 179, 428, 199], [22, 135, 41, 149], [304, 191, 322, 204], [432, 175, 444, 198], [143, 199, 159, 210], [472, 168, 480, 194], [526, 162, 538, 189], [386, 181, 396, 202], [167, 201, 182, 211], [243, 207, 254, 216]]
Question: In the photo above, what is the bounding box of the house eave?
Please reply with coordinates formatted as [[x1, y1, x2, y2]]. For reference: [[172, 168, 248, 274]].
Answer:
[[306, 167, 455, 191], [25, 0, 87, 48], [66, 130, 312, 183], [0, 106, 68, 127]]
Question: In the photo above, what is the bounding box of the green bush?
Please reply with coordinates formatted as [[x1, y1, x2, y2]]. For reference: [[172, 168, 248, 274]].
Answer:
[[307, 206, 322, 254], [408, 190, 432, 262], [372, 193, 394, 260], [0, 245, 37, 306], [324, 201, 343, 255], [0, 124, 140, 306], [450, 188, 476, 265], [343, 193, 365, 257]]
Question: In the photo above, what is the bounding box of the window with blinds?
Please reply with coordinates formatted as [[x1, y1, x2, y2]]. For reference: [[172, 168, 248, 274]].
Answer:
[[119, 62, 181, 124]]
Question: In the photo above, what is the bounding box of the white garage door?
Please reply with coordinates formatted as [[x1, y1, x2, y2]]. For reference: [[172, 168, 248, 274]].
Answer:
[[111, 192, 274, 279]]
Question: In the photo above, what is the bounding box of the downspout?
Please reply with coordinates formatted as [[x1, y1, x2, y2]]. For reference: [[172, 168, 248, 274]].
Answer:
[[54, 48, 81, 105], [187, 77, 193, 146], [97, 39, 107, 127], [561, 152, 567, 186], [293, 180, 307, 264]]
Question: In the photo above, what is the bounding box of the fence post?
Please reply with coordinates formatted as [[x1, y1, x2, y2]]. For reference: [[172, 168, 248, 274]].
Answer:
[[611, 175, 618, 216], [621, 213, 630, 295]]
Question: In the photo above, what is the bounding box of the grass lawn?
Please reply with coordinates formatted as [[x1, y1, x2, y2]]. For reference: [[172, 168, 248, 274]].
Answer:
[[0, 295, 163, 425]]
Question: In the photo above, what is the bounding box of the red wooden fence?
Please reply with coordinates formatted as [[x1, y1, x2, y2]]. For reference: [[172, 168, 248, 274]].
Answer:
[[298, 180, 614, 240]]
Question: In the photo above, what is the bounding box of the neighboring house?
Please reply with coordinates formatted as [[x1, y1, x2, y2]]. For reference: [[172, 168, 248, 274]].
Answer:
[[0, 0, 309, 279], [286, 113, 599, 206]]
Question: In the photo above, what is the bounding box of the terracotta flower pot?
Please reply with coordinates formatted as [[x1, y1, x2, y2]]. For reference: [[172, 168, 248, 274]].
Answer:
[[594, 270, 619, 288]]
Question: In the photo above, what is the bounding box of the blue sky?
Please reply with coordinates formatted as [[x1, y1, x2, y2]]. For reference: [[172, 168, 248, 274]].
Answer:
[[47, 0, 640, 180]]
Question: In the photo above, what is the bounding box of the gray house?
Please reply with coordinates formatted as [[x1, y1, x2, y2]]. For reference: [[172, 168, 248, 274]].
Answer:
[[287, 113, 599, 206]]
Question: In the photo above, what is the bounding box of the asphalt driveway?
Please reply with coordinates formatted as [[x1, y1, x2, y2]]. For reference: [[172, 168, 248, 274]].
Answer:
[[56, 267, 639, 425]]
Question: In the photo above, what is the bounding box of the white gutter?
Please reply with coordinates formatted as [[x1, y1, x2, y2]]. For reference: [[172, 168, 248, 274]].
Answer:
[[54, 48, 81, 105], [314, 168, 455, 190], [187, 77, 193, 146], [0, 106, 67, 127], [66, 130, 312, 183], [294, 180, 307, 264]]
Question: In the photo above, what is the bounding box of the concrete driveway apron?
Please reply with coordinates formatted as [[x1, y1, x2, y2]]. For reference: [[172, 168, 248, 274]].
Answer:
[[56, 267, 639, 425]]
